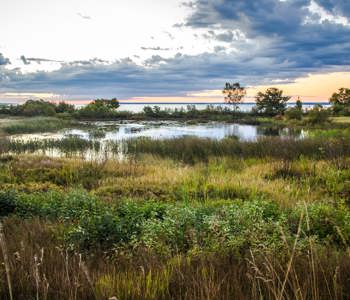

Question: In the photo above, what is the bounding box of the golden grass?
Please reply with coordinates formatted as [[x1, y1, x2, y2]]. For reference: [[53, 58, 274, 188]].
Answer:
[[330, 116, 350, 124]]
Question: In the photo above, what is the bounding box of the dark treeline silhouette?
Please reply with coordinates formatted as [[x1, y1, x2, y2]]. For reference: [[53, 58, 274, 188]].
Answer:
[[0, 86, 349, 122]]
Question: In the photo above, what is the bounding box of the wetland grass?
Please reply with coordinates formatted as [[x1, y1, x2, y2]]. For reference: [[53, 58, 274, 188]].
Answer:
[[1, 117, 74, 134]]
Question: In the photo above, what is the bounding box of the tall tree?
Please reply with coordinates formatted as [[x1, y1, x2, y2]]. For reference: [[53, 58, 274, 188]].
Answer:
[[223, 82, 246, 109], [295, 97, 303, 110], [330, 88, 350, 106], [255, 88, 290, 116]]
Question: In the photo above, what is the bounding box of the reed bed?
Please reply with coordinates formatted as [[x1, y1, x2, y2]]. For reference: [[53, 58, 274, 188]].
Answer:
[[2, 117, 74, 134], [124, 136, 350, 163], [5, 137, 101, 155]]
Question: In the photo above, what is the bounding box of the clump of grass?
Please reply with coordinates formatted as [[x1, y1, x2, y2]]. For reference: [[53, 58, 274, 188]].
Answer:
[[2, 117, 74, 134], [88, 128, 106, 139], [8, 137, 100, 155], [124, 136, 350, 163]]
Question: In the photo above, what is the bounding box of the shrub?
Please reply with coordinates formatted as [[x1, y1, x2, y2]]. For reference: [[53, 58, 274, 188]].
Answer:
[[285, 107, 303, 120], [306, 105, 329, 124], [21, 100, 57, 117], [0, 190, 17, 216]]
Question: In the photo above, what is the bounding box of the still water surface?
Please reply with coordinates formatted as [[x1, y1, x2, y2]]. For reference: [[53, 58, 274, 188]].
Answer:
[[13, 121, 306, 142], [10, 121, 306, 159]]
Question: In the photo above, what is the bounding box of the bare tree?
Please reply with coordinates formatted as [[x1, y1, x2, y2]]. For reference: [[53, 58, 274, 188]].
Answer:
[[222, 82, 246, 109]]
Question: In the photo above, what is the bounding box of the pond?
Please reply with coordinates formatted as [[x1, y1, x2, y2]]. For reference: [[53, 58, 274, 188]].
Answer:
[[13, 120, 306, 141], [10, 121, 307, 159]]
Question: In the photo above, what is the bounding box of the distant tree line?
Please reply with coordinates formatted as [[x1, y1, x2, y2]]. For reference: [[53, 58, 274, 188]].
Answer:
[[0, 98, 120, 119], [0, 86, 349, 124], [222, 82, 350, 123]]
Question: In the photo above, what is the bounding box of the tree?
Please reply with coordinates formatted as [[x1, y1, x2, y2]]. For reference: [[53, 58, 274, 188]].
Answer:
[[88, 98, 120, 110], [296, 98, 303, 110], [330, 88, 350, 106], [77, 98, 120, 119], [55, 101, 75, 113], [222, 82, 246, 109], [255, 88, 290, 116], [285, 97, 303, 120], [21, 100, 56, 116], [307, 104, 329, 124]]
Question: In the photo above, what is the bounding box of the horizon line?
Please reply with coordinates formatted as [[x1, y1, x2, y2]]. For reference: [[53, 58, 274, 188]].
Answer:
[[118, 102, 331, 105]]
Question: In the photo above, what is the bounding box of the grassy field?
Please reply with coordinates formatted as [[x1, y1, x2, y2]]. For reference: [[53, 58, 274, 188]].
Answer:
[[330, 116, 350, 124], [0, 116, 350, 299]]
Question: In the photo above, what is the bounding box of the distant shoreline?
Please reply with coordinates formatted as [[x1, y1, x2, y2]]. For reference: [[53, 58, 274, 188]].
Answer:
[[119, 102, 331, 105]]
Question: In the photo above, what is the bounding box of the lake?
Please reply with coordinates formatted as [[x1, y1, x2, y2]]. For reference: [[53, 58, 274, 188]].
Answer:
[[12, 120, 306, 143], [9, 121, 307, 159], [117, 102, 331, 113]]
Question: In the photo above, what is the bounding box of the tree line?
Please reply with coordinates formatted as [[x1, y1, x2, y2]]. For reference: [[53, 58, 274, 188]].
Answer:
[[0, 85, 349, 121], [223, 82, 350, 119]]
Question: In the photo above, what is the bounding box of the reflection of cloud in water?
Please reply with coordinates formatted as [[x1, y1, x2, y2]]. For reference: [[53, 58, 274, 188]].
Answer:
[[10, 121, 306, 160], [12, 121, 305, 144]]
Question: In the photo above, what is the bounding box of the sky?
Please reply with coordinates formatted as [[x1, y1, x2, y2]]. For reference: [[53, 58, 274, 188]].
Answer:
[[0, 0, 350, 103]]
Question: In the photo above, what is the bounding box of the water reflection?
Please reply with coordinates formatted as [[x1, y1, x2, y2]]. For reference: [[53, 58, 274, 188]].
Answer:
[[10, 121, 306, 159]]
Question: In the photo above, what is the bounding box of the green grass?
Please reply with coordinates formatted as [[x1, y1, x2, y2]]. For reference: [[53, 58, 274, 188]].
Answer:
[[124, 136, 350, 163], [0, 122, 350, 299], [7, 136, 101, 155], [1, 117, 74, 134]]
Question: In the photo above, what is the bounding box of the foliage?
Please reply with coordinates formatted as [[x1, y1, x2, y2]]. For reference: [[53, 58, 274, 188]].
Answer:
[[0, 190, 17, 216], [255, 88, 290, 116], [223, 82, 246, 108], [75, 98, 120, 119], [296, 98, 303, 110], [1, 188, 350, 254], [21, 100, 57, 116], [307, 104, 329, 124], [0, 100, 77, 117], [285, 107, 303, 120], [330, 88, 350, 106], [55, 101, 75, 113]]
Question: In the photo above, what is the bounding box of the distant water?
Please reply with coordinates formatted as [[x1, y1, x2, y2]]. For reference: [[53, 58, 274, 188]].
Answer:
[[11, 121, 307, 160], [12, 121, 307, 143], [118, 102, 331, 113]]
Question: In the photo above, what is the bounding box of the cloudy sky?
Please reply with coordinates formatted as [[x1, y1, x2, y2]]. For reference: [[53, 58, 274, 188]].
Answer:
[[0, 0, 350, 103]]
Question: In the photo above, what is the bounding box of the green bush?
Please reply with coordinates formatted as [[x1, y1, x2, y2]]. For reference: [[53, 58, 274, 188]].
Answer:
[[0, 190, 17, 216], [285, 107, 303, 120], [306, 105, 329, 124], [2, 188, 350, 253]]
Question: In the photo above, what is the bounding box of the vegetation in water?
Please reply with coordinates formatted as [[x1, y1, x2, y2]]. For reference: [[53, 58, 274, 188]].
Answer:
[[1, 86, 350, 299], [0, 152, 349, 298]]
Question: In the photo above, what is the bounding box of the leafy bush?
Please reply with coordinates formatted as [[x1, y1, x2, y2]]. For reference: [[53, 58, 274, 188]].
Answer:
[[285, 107, 303, 120], [0, 190, 17, 216], [1, 187, 350, 253], [306, 105, 329, 124], [75, 98, 120, 119]]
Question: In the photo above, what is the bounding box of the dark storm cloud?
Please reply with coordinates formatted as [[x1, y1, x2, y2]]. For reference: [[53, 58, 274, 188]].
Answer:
[[185, 0, 350, 72], [0, 53, 10, 65], [20, 55, 63, 64], [314, 0, 350, 18], [1, 0, 350, 99], [1, 49, 323, 99]]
